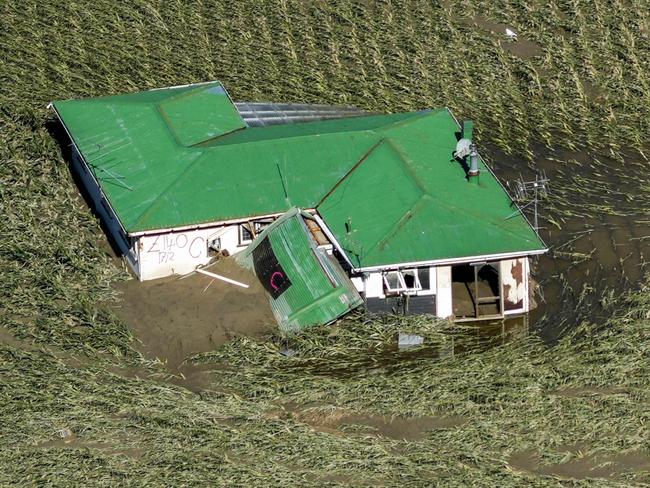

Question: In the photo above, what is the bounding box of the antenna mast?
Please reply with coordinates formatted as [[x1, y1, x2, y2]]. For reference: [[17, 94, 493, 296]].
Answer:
[[508, 171, 549, 232]]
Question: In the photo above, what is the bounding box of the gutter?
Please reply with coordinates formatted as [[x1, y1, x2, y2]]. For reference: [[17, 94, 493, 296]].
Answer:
[[129, 209, 317, 237], [352, 248, 548, 273]]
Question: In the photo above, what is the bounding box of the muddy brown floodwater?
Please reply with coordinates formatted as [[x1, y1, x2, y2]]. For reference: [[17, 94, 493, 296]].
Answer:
[[106, 145, 650, 379], [265, 403, 467, 441], [487, 144, 650, 340], [508, 444, 650, 481], [112, 257, 275, 374]]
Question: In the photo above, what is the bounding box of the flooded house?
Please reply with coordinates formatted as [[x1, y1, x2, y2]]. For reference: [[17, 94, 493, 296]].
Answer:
[[50, 81, 546, 322]]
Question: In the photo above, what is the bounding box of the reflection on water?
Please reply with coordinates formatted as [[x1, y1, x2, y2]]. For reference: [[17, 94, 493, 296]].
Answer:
[[282, 314, 531, 378]]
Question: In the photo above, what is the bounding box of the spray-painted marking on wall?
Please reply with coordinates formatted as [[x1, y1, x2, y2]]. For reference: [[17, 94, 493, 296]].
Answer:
[[270, 271, 285, 291], [146, 233, 206, 263]]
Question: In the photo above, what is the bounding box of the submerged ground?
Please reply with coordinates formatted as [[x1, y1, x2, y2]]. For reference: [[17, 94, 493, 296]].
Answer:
[[1, 0, 649, 485]]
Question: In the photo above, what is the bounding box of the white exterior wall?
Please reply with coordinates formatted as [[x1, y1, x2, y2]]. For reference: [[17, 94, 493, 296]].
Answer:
[[435, 265, 453, 318], [366, 273, 385, 298], [427, 267, 438, 296], [351, 273, 385, 298], [136, 224, 251, 281], [70, 148, 139, 271]]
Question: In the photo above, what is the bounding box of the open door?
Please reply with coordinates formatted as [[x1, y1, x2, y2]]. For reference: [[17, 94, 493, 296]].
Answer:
[[451, 262, 503, 321]]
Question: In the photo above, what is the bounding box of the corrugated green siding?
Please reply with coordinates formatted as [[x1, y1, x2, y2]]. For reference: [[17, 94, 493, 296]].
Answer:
[[238, 209, 362, 332]]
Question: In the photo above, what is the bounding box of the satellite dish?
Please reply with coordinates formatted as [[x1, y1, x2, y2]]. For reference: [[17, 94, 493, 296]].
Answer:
[[454, 138, 472, 159]]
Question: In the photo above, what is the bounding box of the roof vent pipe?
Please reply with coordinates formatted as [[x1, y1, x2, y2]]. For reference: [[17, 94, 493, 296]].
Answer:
[[461, 120, 473, 142], [468, 143, 480, 177]]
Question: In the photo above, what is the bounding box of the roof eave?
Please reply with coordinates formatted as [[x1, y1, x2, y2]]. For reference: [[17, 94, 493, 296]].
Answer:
[[351, 248, 549, 273], [48, 102, 131, 238]]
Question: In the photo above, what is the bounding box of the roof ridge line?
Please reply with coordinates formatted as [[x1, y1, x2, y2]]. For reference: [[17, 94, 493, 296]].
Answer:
[[422, 190, 544, 245], [376, 109, 440, 132], [129, 152, 205, 231], [201, 112, 421, 149], [358, 194, 432, 263], [382, 138, 428, 195], [366, 190, 543, 265], [315, 138, 385, 208], [195, 126, 373, 149]]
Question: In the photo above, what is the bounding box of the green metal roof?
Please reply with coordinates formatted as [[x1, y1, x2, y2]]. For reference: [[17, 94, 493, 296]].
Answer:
[[158, 84, 245, 146], [52, 81, 418, 232], [317, 113, 546, 269], [52, 81, 545, 268], [236, 209, 363, 331]]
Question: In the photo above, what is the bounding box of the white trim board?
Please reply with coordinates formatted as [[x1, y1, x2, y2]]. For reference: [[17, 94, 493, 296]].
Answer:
[[353, 248, 548, 273]]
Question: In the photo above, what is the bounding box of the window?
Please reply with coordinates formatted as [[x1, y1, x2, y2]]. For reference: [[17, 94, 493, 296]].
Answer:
[[417, 267, 430, 290], [254, 219, 273, 234], [383, 269, 422, 294], [402, 269, 422, 292], [239, 224, 254, 245], [207, 236, 222, 255], [239, 218, 275, 246], [383, 271, 405, 293]]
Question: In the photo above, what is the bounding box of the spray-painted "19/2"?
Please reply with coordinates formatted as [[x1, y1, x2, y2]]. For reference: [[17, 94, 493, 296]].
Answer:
[[146, 233, 206, 263]]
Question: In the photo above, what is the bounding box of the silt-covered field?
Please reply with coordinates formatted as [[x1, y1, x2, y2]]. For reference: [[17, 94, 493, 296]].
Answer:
[[1, 0, 649, 485]]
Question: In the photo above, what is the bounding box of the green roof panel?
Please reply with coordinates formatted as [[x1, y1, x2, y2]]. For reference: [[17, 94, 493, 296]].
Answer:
[[158, 84, 245, 146]]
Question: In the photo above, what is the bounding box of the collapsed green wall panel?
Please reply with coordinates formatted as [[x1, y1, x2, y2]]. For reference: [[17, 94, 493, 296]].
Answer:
[[237, 209, 363, 331]]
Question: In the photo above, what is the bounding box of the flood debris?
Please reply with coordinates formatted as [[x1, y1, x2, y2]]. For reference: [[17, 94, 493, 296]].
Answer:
[[279, 348, 297, 358], [397, 332, 425, 349], [56, 428, 74, 441], [195, 268, 249, 288]]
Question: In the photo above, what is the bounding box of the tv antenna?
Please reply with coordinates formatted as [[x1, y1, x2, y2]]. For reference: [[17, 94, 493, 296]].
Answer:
[[507, 171, 549, 231]]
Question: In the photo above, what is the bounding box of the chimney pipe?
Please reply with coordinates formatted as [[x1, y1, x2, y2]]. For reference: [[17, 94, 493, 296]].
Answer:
[[468, 143, 480, 178]]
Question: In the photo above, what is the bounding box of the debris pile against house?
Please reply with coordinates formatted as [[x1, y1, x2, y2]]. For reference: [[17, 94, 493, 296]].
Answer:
[[51, 81, 547, 327]]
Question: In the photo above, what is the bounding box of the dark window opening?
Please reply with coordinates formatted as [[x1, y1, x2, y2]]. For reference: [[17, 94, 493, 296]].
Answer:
[[418, 267, 430, 290], [451, 262, 501, 319], [239, 224, 254, 245]]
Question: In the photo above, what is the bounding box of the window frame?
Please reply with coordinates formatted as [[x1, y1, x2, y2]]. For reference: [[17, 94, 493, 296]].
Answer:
[[238, 223, 254, 246], [401, 268, 422, 294], [238, 218, 275, 246], [382, 269, 425, 295]]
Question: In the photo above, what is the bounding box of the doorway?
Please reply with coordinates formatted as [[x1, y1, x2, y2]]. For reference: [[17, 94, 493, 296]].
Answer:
[[451, 262, 502, 320]]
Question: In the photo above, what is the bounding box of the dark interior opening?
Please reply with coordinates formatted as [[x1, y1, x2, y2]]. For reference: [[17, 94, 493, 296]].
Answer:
[[452, 263, 501, 319]]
